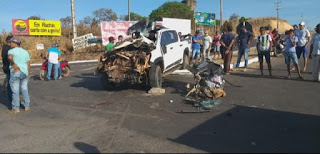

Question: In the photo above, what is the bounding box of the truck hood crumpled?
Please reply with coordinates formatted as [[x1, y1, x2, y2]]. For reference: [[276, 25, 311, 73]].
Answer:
[[114, 36, 156, 51]]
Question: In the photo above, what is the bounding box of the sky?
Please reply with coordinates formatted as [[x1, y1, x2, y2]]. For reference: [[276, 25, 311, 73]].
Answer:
[[0, 0, 318, 32]]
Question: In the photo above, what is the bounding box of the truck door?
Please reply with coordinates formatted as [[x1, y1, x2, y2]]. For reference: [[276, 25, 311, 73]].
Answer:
[[160, 30, 183, 70]]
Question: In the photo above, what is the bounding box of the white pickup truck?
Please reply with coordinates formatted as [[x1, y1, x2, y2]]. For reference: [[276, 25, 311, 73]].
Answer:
[[95, 22, 192, 89]]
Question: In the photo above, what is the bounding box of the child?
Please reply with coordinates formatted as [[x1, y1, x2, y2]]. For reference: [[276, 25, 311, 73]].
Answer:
[[283, 29, 303, 79], [256, 27, 272, 76]]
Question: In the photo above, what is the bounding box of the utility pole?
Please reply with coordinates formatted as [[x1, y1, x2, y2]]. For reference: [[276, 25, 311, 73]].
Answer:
[[71, 0, 77, 38], [301, 13, 304, 22], [275, 0, 281, 29], [128, 0, 131, 21], [220, 0, 223, 29]]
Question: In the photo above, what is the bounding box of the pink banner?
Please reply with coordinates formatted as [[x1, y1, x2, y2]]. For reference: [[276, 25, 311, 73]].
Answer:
[[100, 21, 137, 45]]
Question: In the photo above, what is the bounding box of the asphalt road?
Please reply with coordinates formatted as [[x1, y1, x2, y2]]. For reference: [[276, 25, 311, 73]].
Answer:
[[0, 55, 319, 153]]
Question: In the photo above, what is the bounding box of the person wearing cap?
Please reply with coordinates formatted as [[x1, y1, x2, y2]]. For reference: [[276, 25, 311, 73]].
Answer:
[[202, 31, 212, 61], [295, 21, 311, 72], [191, 30, 202, 63], [308, 23, 320, 82], [1, 36, 13, 105], [46, 43, 61, 81], [106, 37, 115, 52], [235, 26, 253, 72], [7, 37, 31, 113], [221, 26, 235, 75]]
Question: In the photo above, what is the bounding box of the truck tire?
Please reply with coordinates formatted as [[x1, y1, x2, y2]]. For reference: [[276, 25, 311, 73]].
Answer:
[[100, 73, 115, 90], [149, 64, 162, 88], [182, 53, 190, 69]]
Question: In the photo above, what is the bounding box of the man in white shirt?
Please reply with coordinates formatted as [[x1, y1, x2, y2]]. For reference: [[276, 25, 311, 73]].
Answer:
[[202, 31, 212, 61], [295, 21, 311, 72], [309, 24, 320, 82], [46, 43, 61, 81]]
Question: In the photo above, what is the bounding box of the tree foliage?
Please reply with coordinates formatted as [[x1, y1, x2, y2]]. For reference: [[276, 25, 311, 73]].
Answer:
[[93, 8, 117, 22], [149, 2, 193, 21], [60, 16, 72, 28], [28, 16, 42, 20], [120, 12, 148, 21], [229, 13, 240, 21]]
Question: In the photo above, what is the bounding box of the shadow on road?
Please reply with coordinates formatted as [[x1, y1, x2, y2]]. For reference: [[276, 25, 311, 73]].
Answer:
[[74, 142, 100, 153], [170, 105, 320, 153], [70, 73, 149, 92], [163, 78, 189, 97], [0, 87, 11, 110]]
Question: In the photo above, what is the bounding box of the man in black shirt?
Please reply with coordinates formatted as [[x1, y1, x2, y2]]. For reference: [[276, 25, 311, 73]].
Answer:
[[2, 36, 13, 106]]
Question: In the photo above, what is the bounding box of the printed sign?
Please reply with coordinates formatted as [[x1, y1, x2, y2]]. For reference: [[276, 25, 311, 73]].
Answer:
[[72, 33, 96, 50], [12, 19, 30, 35], [29, 20, 61, 36], [195, 12, 216, 26], [101, 21, 137, 45], [12, 19, 61, 36], [36, 44, 44, 50]]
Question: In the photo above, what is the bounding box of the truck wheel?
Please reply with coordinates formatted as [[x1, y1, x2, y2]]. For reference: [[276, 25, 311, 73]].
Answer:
[[149, 64, 162, 88], [39, 70, 47, 80], [100, 73, 115, 90], [182, 53, 190, 69]]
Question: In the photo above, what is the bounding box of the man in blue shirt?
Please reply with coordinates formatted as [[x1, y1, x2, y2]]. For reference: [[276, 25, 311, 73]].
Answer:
[[283, 29, 303, 79], [7, 37, 31, 113], [46, 43, 61, 81], [192, 30, 202, 63], [221, 26, 235, 75]]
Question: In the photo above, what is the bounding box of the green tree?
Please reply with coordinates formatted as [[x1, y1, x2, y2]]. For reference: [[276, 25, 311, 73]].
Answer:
[[93, 8, 117, 23], [149, 2, 193, 21], [121, 12, 148, 21], [28, 16, 42, 20], [229, 13, 239, 21]]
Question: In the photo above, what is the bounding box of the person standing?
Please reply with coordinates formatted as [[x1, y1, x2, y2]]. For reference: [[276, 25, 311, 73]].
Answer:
[[256, 27, 273, 76], [293, 25, 299, 32], [1, 36, 13, 106], [235, 26, 253, 72], [203, 31, 212, 61], [221, 26, 235, 75], [7, 37, 31, 113], [115, 35, 124, 46], [192, 30, 202, 63], [283, 29, 303, 79], [212, 31, 221, 59], [105, 37, 115, 52], [295, 21, 311, 72], [46, 43, 61, 81], [308, 24, 320, 82]]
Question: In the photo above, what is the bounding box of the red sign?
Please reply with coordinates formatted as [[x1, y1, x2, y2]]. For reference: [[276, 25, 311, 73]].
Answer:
[[12, 19, 30, 35], [100, 21, 137, 45]]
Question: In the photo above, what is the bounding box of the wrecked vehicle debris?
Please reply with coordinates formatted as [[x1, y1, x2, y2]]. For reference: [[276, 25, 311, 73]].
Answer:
[[185, 61, 226, 101], [95, 20, 192, 90]]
